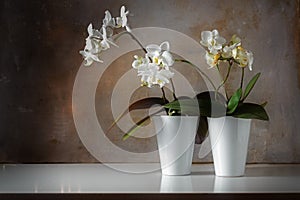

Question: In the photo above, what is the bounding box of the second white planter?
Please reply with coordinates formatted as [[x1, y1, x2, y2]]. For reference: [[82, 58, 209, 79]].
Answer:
[[208, 116, 251, 177], [153, 116, 199, 176]]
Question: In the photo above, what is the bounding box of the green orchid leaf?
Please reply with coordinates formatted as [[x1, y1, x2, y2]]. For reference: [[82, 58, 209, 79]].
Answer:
[[163, 98, 200, 116], [232, 103, 269, 120], [164, 92, 227, 117], [122, 116, 149, 140], [107, 97, 166, 133], [227, 88, 242, 114], [167, 96, 194, 116], [122, 109, 164, 140], [242, 72, 261, 101], [128, 97, 166, 111]]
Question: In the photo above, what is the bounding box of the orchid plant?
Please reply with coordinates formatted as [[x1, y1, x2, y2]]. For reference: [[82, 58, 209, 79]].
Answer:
[[80, 6, 268, 141], [166, 29, 269, 120]]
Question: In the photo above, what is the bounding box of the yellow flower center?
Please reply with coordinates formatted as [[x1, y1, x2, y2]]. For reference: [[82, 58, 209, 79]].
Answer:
[[153, 57, 160, 64]]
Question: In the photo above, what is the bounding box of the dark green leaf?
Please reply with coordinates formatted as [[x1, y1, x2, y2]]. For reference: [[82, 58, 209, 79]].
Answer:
[[129, 97, 166, 111], [232, 103, 269, 120], [227, 88, 242, 114], [167, 96, 192, 116], [122, 116, 149, 140], [107, 97, 165, 133], [242, 73, 261, 101], [122, 109, 164, 140], [163, 98, 200, 115]]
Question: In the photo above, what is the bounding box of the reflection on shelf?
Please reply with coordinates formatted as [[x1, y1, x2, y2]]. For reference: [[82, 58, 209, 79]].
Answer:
[[160, 175, 193, 192]]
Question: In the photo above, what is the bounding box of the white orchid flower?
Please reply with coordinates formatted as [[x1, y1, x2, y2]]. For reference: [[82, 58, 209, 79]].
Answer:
[[137, 63, 174, 88], [221, 46, 233, 58], [205, 51, 220, 68], [232, 46, 253, 71], [115, 6, 131, 32], [161, 51, 174, 67], [200, 29, 226, 55], [84, 24, 101, 51], [87, 23, 101, 38], [230, 34, 241, 46], [154, 69, 175, 88], [132, 55, 150, 69], [120, 6, 131, 32], [145, 41, 174, 69], [221, 34, 242, 58], [79, 50, 103, 66], [100, 26, 118, 50], [103, 6, 131, 32], [146, 41, 169, 56], [103, 10, 116, 27]]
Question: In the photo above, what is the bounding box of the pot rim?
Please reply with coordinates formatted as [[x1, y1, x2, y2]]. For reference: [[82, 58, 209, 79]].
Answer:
[[207, 116, 251, 121], [152, 115, 199, 119]]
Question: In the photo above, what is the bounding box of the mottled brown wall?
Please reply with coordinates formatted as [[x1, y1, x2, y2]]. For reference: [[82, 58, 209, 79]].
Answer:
[[0, 0, 299, 163]]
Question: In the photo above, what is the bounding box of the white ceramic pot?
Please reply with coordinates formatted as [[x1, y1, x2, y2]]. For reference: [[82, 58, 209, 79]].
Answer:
[[152, 116, 199, 176], [208, 116, 251, 177]]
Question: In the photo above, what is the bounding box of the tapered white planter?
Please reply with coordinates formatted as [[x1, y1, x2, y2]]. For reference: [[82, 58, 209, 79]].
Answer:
[[153, 116, 199, 176], [208, 116, 251, 177]]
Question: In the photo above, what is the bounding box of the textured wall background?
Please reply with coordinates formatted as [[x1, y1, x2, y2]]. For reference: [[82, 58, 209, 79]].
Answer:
[[0, 0, 299, 163]]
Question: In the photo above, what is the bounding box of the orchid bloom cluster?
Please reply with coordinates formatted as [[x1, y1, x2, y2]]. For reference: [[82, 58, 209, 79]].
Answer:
[[80, 6, 130, 66], [200, 30, 254, 71], [132, 41, 175, 88], [80, 5, 176, 89]]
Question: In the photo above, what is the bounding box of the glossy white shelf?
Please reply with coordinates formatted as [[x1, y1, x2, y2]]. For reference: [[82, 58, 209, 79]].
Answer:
[[0, 164, 299, 193]]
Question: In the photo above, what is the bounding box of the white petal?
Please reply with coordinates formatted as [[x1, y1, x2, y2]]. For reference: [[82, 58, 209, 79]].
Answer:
[[232, 48, 238, 58], [120, 6, 125, 16], [215, 36, 226, 45], [161, 51, 174, 66], [84, 58, 93, 66], [201, 31, 212, 46], [122, 16, 128, 27], [87, 23, 93, 36], [146, 44, 161, 53], [85, 38, 93, 50], [100, 40, 110, 50], [159, 41, 170, 51], [132, 60, 140, 69], [79, 50, 86, 57], [246, 50, 254, 71], [101, 26, 107, 39], [222, 46, 232, 58], [103, 11, 111, 26], [212, 29, 219, 37], [114, 17, 121, 27], [125, 25, 131, 32]]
